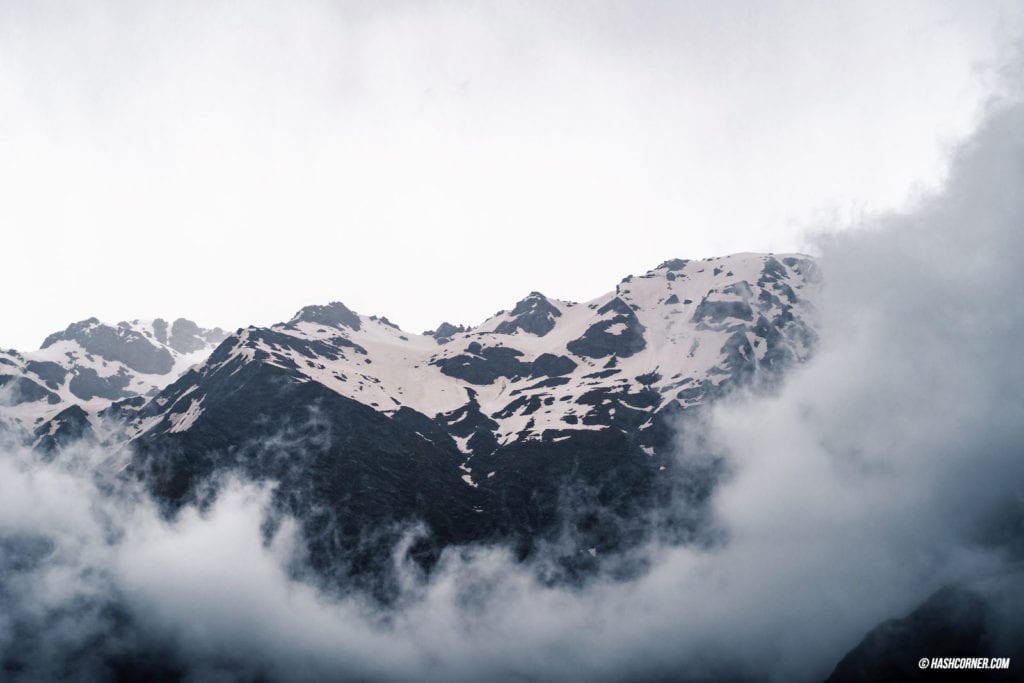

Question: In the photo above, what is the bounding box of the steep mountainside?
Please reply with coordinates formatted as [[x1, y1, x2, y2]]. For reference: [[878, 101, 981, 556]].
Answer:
[[0, 317, 226, 452], [131, 254, 816, 448], [116, 253, 818, 586], [824, 585, 1020, 683], [0, 254, 818, 588]]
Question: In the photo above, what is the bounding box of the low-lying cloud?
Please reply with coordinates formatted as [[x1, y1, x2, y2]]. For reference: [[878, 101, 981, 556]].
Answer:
[[3, 94, 1024, 682]]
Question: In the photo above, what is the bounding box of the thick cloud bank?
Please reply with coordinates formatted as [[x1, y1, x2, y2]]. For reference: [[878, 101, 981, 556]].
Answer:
[[3, 99, 1024, 682]]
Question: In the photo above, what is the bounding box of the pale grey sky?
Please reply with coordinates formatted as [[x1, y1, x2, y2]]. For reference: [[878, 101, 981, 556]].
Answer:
[[1, 1, 1020, 350]]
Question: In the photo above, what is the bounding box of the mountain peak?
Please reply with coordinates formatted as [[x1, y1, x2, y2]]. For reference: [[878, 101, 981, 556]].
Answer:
[[40, 318, 175, 375], [494, 292, 562, 336], [151, 318, 228, 354], [290, 301, 362, 331], [656, 258, 689, 272], [424, 322, 466, 345]]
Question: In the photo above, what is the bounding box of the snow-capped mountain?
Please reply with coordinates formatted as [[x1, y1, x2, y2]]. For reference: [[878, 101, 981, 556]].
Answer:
[[0, 317, 226, 450], [0, 253, 817, 585], [111, 253, 818, 584], [133, 253, 816, 449]]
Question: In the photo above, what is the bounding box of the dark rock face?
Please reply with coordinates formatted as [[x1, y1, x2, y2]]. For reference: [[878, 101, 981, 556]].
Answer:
[[529, 353, 577, 378], [824, 586, 1007, 683], [25, 360, 67, 390], [289, 302, 361, 331], [437, 388, 499, 454], [464, 405, 712, 568], [34, 405, 94, 456], [152, 318, 169, 345], [566, 297, 646, 359], [433, 345, 531, 385], [760, 256, 814, 304], [676, 385, 703, 400], [168, 318, 226, 354], [368, 315, 400, 330], [237, 328, 368, 372], [759, 255, 789, 284], [130, 354, 708, 591], [433, 322, 464, 338], [494, 292, 562, 336], [574, 384, 661, 430], [0, 375, 60, 406], [754, 314, 800, 372], [68, 367, 133, 401], [424, 322, 466, 345], [691, 298, 753, 325], [635, 371, 661, 386], [714, 331, 757, 385], [657, 258, 689, 271], [42, 319, 174, 375], [169, 318, 205, 353], [99, 395, 148, 423], [131, 359, 491, 596]]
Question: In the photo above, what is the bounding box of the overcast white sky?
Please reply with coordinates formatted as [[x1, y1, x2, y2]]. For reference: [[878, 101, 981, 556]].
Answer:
[[1, 1, 1020, 349]]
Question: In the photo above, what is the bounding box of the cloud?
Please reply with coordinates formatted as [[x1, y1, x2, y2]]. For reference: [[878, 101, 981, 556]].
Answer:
[[2, 90, 1024, 682], [0, 0, 1018, 349]]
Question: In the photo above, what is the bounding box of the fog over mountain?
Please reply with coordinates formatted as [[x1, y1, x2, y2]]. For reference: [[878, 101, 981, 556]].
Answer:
[[1, 87, 1023, 682]]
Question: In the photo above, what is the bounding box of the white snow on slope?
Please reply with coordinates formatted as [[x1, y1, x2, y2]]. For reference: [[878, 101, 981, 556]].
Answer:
[[189, 253, 817, 444], [0, 318, 224, 436]]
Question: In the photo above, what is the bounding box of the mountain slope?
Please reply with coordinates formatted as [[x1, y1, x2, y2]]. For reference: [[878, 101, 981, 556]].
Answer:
[[121, 253, 818, 582], [0, 317, 226, 450], [131, 254, 815, 445]]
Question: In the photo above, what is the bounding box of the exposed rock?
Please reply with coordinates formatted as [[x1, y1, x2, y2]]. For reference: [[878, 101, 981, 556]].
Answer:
[[42, 318, 175, 375], [0, 375, 60, 406], [425, 322, 466, 345], [34, 405, 94, 456], [68, 367, 132, 401], [433, 345, 531, 385], [168, 318, 226, 354], [152, 318, 169, 345], [825, 586, 1000, 683], [657, 258, 689, 271], [494, 292, 562, 336], [25, 360, 67, 390], [566, 297, 646, 359], [691, 298, 754, 325], [289, 301, 362, 331], [529, 353, 577, 378]]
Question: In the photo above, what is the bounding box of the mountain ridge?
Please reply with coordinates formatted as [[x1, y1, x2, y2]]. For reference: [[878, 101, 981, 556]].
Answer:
[[99, 251, 817, 592], [0, 316, 226, 439]]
